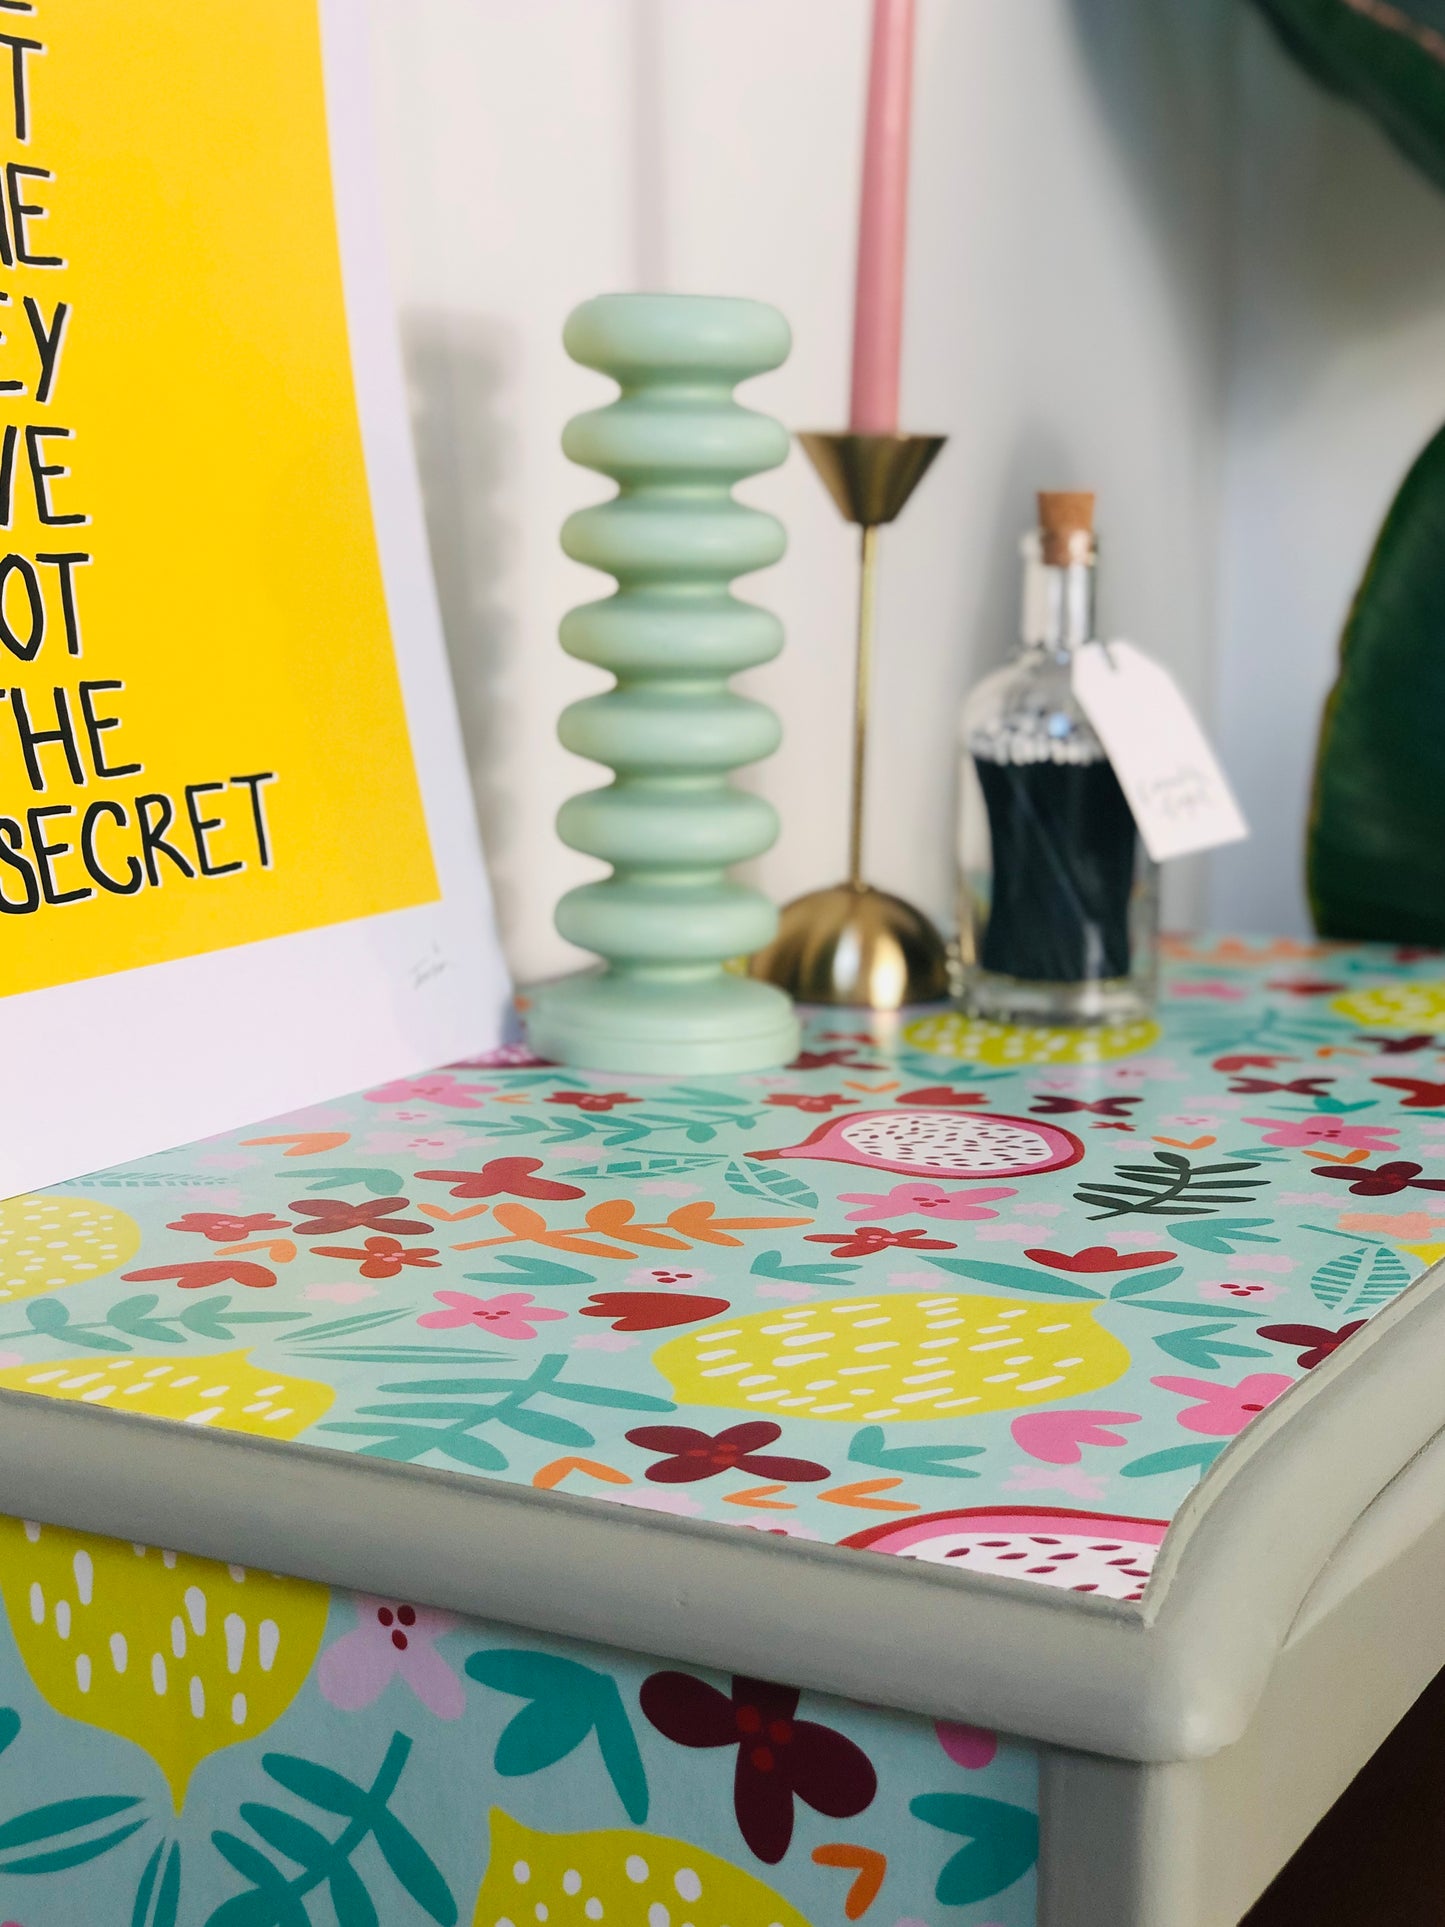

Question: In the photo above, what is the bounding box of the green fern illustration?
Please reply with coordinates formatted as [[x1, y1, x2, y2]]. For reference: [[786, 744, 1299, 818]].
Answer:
[[1075, 1151, 1268, 1221]]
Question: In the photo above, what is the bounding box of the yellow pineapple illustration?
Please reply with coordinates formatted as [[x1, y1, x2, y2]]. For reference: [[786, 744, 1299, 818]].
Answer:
[[0, 1195, 142, 1300], [654, 1293, 1130, 1422], [472, 1812, 812, 1927], [1332, 981, 1445, 1027], [0, 1517, 329, 1807], [0, 1349, 334, 1437]]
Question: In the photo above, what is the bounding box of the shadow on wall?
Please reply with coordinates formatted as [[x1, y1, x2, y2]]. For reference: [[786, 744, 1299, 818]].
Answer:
[[400, 309, 527, 977]]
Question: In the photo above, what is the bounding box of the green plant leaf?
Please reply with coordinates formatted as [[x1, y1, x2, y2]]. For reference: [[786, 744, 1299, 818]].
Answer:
[[1351, 1243, 1415, 1311], [1310, 421, 1445, 937], [494, 1407, 594, 1447], [724, 1159, 818, 1211], [848, 1425, 983, 1478], [0, 1791, 143, 1852], [1251, 0, 1445, 194], [750, 1249, 858, 1286], [0, 1816, 147, 1874], [132, 1841, 164, 1927], [492, 1696, 593, 1778], [1153, 1323, 1269, 1370], [921, 1256, 1101, 1299], [1311, 1244, 1367, 1309], [1109, 1265, 1184, 1298], [466, 1650, 648, 1822], [0, 1707, 19, 1756], [295, 1167, 403, 1195], [238, 1804, 331, 1871], [1168, 1218, 1280, 1254], [369, 1806, 457, 1924], [260, 1756, 368, 1821], [1121, 1441, 1227, 1479], [328, 1856, 380, 1927], [910, 1792, 1039, 1905], [463, 1255, 595, 1288]]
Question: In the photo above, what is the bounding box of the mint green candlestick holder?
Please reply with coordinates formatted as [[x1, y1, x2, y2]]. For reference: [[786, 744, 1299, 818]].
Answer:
[[525, 293, 801, 1074]]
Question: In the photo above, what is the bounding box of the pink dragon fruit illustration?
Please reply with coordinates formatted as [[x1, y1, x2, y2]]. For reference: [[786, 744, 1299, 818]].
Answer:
[[841, 1504, 1167, 1602], [749, 1109, 1084, 1180]]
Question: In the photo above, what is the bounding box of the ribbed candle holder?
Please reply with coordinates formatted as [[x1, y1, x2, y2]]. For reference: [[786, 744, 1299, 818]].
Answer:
[[525, 294, 800, 1074]]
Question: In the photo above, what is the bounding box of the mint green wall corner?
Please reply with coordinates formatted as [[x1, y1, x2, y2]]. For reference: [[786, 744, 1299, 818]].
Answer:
[[525, 293, 800, 1075]]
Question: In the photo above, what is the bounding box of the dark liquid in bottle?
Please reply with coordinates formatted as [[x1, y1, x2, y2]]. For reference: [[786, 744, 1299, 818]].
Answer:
[[974, 754, 1138, 982]]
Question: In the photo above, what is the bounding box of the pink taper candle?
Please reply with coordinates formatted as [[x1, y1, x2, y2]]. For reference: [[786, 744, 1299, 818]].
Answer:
[[849, 0, 916, 434]]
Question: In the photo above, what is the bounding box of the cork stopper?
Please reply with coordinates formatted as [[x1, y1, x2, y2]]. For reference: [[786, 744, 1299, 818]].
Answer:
[[1037, 490, 1096, 566]]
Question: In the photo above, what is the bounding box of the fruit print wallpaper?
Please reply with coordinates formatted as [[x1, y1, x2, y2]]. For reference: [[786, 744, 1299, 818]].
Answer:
[[0, 1515, 1040, 1924]]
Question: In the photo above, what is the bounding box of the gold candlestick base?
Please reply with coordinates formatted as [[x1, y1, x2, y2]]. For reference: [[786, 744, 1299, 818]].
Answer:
[[749, 429, 952, 1009], [750, 881, 949, 1009]]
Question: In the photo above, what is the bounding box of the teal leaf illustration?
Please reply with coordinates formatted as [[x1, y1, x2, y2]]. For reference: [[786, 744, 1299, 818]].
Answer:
[[1152, 1323, 1269, 1370], [1076, 1152, 1268, 1220], [556, 1154, 724, 1179], [910, 1792, 1039, 1905], [132, 1840, 182, 1927], [1121, 1441, 1227, 1479], [293, 1167, 404, 1195], [1351, 1244, 1414, 1312], [0, 1813, 147, 1877], [921, 1257, 1101, 1299], [1108, 1265, 1184, 1299], [209, 1734, 455, 1927], [180, 1297, 307, 1342], [1310, 1245, 1366, 1310], [0, 1792, 144, 1857], [848, 1425, 983, 1479], [750, 1249, 858, 1286], [465, 1649, 649, 1823], [463, 1254, 596, 1288], [0, 1708, 18, 1756], [724, 1159, 818, 1212], [1169, 1218, 1281, 1254]]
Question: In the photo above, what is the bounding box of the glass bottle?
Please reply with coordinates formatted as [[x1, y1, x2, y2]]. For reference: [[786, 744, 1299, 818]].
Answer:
[[956, 492, 1157, 1026]]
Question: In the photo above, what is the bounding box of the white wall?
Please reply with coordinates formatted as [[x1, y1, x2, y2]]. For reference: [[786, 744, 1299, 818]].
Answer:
[[367, 0, 1445, 978]]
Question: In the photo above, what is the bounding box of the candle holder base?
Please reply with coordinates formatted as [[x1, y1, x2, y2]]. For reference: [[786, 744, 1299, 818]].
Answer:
[[528, 970, 799, 1075], [749, 882, 949, 1010]]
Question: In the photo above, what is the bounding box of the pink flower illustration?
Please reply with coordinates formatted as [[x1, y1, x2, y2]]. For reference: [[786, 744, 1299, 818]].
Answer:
[[1196, 1279, 1284, 1305], [1338, 1209, 1445, 1240], [755, 1280, 816, 1301], [1153, 1372, 1294, 1435], [304, 1281, 378, 1305], [614, 1486, 704, 1518], [1245, 1116, 1399, 1152], [624, 1264, 714, 1290], [1003, 1463, 1108, 1501], [318, 1597, 463, 1717], [418, 1291, 567, 1338], [363, 1073, 493, 1109], [571, 1329, 639, 1352], [634, 1179, 699, 1198], [362, 1128, 472, 1156], [1230, 1254, 1296, 1274], [1173, 979, 1248, 1000], [974, 1222, 1051, 1243], [838, 1181, 1016, 1223]]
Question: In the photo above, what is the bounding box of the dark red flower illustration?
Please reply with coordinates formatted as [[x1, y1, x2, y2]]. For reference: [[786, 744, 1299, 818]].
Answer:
[[414, 1157, 584, 1201], [544, 1091, 640, 1113], [1367, 1034, 1439, 1056], [581, 1292, 730, 1332], [1311, 1160, 1445, 1198], [625, 1421, 829, 1487], [1256, 1320, 1367, 1369], [165, 1212, 290, 1242], [1025, 1245, 1176, 1274], [122, 1260, 276, 1291], [639, 1672, 876, 1863], [804, 1225, 956, 1258], [288, 1197, 432, 1238], [1227, 1076, 1334, 1098], [1373, 1077, 1445, 1109], [896, 1085, 989, 1107], [1266, 978, 1346, 997], [1212, 1053, 1293, 1073], [788, 1048, 875, 1071], [312, 1235, 441, 1279], [764, 1092, 853, 1114], [1030, 1094, 1141, 1119]]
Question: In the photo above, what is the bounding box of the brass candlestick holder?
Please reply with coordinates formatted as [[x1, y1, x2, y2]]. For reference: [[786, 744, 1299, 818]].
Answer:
[[749, 430, 951, 1008]]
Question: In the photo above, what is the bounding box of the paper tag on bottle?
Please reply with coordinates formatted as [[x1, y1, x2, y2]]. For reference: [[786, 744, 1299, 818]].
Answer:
[[1071, 640, 1248, 862]]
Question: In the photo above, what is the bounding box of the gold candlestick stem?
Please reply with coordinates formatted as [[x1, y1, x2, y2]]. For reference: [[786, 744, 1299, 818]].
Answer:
[[750, 430, 952, 1010]]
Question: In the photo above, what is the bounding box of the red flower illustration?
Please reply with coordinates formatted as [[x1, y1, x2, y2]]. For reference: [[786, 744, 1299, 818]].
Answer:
[[788, 1048, 876, 1071], [1311, 1160, 1445, 1198], [414, 1157, 584, 1201], [1025, 1245, 1176, 1274], [625, 1421, 828, 1486], [640, 1672, 877, 1863], [165, 1212, 290, 1242], [545, 1091, 640, 1113], [1227, 1076, 1334, 1098], [312, 1235, 441, 1279], [1266, 978, 1346, 996], [288, 1197, 432, 1237], [764, 1092, 853, 1114], [122, 1260, 276, 1291], [1373, 1076, 1445, 1109], [1211, 1053, 1293, 1073], [1029, 1094, 1141, 1119], [1368, 1034, 1439, 1056], [804, 1225, 957, 1258], [1256, 1320, 1367, 1369], [581, 1292, 730, 1332]]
